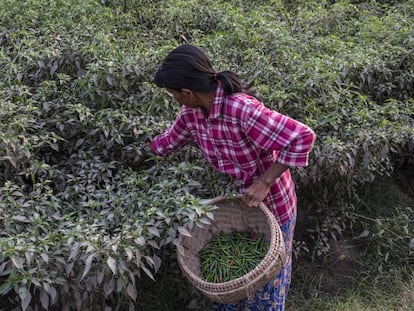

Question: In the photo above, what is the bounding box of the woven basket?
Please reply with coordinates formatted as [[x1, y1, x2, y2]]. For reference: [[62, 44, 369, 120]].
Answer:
[[176, 196, 286, 304]]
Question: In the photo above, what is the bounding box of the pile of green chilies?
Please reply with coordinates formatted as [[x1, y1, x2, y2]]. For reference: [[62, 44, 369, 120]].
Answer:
[[199, 230, 269, 283]]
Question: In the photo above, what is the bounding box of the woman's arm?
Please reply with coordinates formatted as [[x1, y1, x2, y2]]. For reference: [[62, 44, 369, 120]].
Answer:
[[150, 108, 193, 156], [242, 161, 289, 207], [241, 100, 316, 207]]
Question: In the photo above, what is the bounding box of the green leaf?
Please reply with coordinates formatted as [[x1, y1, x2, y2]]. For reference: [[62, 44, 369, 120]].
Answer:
[[40, 290, 49, 309], [107, 256, 117, 275], [18, 287, 32, 311], [12, 215, 30, 223], [0, 261, 8, 274], [198, 217, 212, 225], [0, 282, 12, 295], [148, 226, 160, 237], [11, 255, 23, 269], [104, 279, 115, 296], [206, 212, 215, 220], [152, 254, 161, 272], [177, 226, 192, 237], [81, 254, 95, 281], [41, 253, 49, 264], [141, 265, 155, 281], [50, 286, 57, 303], [147, 240, 159, 249], [127, 283, 137, 301]]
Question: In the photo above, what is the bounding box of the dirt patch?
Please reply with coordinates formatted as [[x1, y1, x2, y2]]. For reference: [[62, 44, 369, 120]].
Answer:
[[317, 240, 362, 293], [292, 238, 362, 296]]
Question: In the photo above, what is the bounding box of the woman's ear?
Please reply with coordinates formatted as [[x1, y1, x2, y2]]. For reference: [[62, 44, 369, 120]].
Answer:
[[180, 88, 198, 103], [181, 88, 194, 97]]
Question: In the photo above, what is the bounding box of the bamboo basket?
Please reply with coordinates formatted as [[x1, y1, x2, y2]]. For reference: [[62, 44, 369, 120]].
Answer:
[[176, 196, 286, 304]]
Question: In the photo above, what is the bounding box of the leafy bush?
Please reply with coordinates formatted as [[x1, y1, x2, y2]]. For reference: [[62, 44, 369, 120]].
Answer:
[[0, 158, 231, 310]]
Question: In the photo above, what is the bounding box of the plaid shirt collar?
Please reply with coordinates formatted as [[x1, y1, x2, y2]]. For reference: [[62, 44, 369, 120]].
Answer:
[[196, 82, 225, 120]]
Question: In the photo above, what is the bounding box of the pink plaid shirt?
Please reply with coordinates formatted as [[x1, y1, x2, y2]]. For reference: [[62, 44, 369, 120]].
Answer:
[[151, 85, 316, 225]]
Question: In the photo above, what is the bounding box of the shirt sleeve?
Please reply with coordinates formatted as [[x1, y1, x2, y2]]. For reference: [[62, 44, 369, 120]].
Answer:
[[243, 102, 316, 167], [150, 108, 193, 156]]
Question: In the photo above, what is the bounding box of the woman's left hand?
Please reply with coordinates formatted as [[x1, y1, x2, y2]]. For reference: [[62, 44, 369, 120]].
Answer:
[[242, 162, 288, 207], [242, 179, 271, 207]]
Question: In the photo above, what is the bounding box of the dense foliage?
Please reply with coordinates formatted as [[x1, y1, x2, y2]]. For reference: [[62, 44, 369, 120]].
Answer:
[[0, 0, 413, 309]]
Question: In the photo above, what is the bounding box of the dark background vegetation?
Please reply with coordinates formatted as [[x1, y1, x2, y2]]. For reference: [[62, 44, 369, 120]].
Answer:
[[0, 0, 413, 310]]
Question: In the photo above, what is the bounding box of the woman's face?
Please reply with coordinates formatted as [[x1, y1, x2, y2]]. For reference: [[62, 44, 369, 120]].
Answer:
[[166, 88, 199, 109]]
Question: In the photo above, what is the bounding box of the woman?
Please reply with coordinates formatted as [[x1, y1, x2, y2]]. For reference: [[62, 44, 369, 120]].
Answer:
[[150, 44, 316, 311]]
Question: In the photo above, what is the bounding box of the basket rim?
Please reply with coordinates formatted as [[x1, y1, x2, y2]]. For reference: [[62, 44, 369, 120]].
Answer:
[[176, 195, 284, 290]]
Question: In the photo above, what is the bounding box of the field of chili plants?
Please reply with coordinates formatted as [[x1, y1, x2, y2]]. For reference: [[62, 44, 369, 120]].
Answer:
[[0, 0, 413, 310]]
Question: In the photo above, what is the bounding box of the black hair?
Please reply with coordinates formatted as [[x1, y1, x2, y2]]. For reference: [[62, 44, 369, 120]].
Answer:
[[153, 44, 253, 95]]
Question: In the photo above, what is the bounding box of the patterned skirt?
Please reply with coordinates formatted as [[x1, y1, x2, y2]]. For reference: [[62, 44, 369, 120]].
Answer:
[[213, 213, 297, 311]]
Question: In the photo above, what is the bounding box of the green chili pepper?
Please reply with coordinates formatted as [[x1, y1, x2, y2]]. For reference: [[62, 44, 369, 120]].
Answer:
[[198, 230, 269, 283]]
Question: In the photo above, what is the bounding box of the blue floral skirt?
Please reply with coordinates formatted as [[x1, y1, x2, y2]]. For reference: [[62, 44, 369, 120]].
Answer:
[[213, 213, 297, 311]]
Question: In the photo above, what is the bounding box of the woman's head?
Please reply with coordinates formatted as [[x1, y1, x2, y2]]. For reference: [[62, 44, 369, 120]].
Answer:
[[153, 44, 248, 95], [153, 44, 217, 92]]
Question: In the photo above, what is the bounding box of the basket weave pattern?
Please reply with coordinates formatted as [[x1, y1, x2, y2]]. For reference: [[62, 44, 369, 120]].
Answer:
[[176, 196, 287, 303]]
